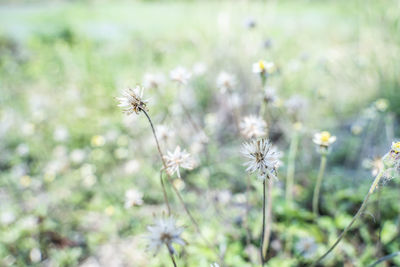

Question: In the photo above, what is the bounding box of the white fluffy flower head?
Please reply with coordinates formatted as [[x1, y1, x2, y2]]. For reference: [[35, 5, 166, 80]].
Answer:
[[170, 67, 191, 85], [241, 138, 281, 180], [239, 115, 267, 139], [216, 71, 236, 93], [147, 216, 185, 255], [143, 73, 165, 89], [117, 86, 148, 115], [164, 146, 195, 178], [124, 188, 144, 208]]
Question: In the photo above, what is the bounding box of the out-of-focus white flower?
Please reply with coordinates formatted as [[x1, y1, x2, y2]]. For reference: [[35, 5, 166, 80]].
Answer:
[[312, 131, 336, 148], [29, 248, 41, 263], [295, 237, 318, 259], [362, 157, 383, 176], [192, 62, 207, 76], [216, 71, 236, 93], [374, 98, 389, 112], [117, 86, 148, 115], [285, 95, 308, 116], [143, 73, 165, 89], [264, 87, 278, 104], [239, 115, 267, 139], [244, 17, 256, 29], [53, 126, 69, 142], [124, 160, 140, 174], [124, 188, 144, 208], [164, 146, 195, 178], [210, 263, 220, 267], [0, 211, 15, 225], [252, 60, 276, 76], [21, 122, 35, 136], [147, 217, 185, 255], [351, 124, 363, 135], [16, 143, 29, 157], [70, 149, 86, 164], [170, 67, 191, 85], [241, 138, 281, 180], [156, 124, 174, 142]]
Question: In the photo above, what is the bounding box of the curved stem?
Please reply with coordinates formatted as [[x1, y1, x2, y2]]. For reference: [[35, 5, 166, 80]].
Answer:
[[286, 132, 299, 205], [262, 178, 273, 261], [160, 170, 171, 216], [368, 251, 400, 267], [312, 155, 327, 216], [141, 109, 213, 249], [313, 170, 385, 265]]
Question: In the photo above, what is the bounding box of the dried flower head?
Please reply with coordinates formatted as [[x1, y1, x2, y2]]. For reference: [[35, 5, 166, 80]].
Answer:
[[156, 124, 174, 142], [285, 95, 308, 116], [164, 146, 195, 178], [124, 188, 144, 208], [147, 216, 185, 255], [117, 86, 148, 115], [313, 131, 336, 148], [143, 73, 165, 89], [362, 157, 383, 177], [216, 71, 236, 93], [252, 60, 276, 76], [239, 115, 267, 139], [264, 86, 278, 104], [170, 67, 191, 85], [241, 138, 281, 180]]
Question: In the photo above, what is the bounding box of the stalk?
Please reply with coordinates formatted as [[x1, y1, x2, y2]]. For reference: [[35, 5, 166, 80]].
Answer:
[[286, 131, 299, 205], [260, 180, 266, 265], [167, 244, 178, 267], [313, 169, 385, 265], [160, 170, 171, 215], [262, 178, 273, 261], [141, 109, 213, 249], [312, 154, 327, 216]]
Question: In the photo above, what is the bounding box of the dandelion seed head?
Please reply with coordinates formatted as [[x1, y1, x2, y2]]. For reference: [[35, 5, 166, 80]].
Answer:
[[147, 216, 185, 255], [164, 146, 195, 178], [170, 67, 191, 85], [117, 86, 148, 115], [216, 71, 236, 93], [239, 115, 267, 139], [241, 138, 281, 180]]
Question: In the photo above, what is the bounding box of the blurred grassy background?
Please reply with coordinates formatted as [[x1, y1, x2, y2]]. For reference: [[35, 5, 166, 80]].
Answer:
[[1, 0, 400, 266]]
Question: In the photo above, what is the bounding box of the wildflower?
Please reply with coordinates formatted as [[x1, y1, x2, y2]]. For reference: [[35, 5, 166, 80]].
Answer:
[[313, 131, 336, 148], [216, 71, 236, 93], [29, 248, 42, 263], [244, 17, 256, 29], [143, 73, 165, 89], [362, 157, 383, 176], [264, 87, 278, 104], [124, 188, 144, 208], [117, 86, 148, 115], [192, 62, 207, 76], [295, 237, 318, 259], [285, 95, 308, 116], [164, 146, 195, 178], [382, 141, 400, 179], [239, 115, 267, 139], [156, 124, 174, 142], [252, 60, 276, 76], [147, 216, 185, 255], [374, 98, 389, 112], [170, 67, 191, 85], [53, 126, 69, 142], [241, 138, 281, 180]]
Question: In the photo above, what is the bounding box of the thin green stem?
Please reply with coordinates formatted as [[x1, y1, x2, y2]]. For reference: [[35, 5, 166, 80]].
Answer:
[[260, 180, 266, 265], [313, 169, 385, 265], [368, 251, 400, 267], [262, 178, 273, 262], [160, 170, 171, 216], [312, 155, 327, 216], [245, 174, 252, 246], [286, 132, 299, 205], [141, 109, 214, 250], [167, 244, 178, 267]]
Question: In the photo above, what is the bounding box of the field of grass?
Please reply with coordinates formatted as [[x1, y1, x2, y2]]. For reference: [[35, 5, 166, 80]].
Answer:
[[1, 0, 400, 266]]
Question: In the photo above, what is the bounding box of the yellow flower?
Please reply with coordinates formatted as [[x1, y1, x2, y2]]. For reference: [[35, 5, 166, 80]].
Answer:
[[313, 131, 336, 147], [391, 141, 400, 154]]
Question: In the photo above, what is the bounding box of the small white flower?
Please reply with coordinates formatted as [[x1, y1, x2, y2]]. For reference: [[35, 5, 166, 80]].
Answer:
[[312, 131, 336, 148], [216, 71, 236, 93], [164, 146, 195, 178], [70, 149, 86, 164], [252, 60, 275, 76], [239, 115, 267, 139], [147, 217, 185, 255], [16, 143, 29, 156], [124, 188, 144, 208], [156, 124, 174, 142], [117, 86, 148, 115], [192, 62, 207, 76], [264, 87, 278, 104], [241, 138, 281, 180], [29, 248, 42, 263], [170, 67, 191, 85], [285, 95, 308, 116], [143, 73, 165, 89], [53, 126, 69, 142]]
